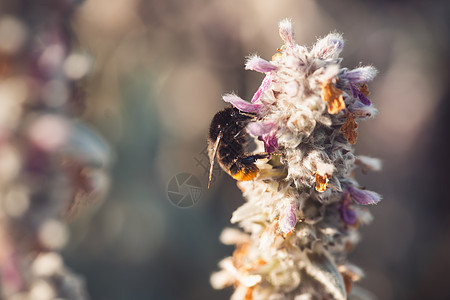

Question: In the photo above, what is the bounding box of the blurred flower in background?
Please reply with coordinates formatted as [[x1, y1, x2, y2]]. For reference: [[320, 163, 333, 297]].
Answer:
[[1, 0, 449, 299], [0, 0, 111, 299]]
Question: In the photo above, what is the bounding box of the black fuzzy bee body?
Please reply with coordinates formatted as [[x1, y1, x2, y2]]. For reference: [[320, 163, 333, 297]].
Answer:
[[207, 107, 267, 186]]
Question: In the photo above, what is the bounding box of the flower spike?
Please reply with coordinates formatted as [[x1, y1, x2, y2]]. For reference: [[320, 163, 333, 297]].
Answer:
[[212, 20, 381, 300]]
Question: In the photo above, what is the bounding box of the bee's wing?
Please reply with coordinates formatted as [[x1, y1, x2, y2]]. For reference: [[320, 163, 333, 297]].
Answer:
[[208, 132, 222, 188]]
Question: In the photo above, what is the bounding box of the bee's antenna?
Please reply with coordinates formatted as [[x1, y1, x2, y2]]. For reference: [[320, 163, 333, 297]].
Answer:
[[208, 132, 222, 189]]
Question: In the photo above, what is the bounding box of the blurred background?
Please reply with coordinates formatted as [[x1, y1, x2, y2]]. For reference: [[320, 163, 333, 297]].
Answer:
[[2, 0, 449, 299]]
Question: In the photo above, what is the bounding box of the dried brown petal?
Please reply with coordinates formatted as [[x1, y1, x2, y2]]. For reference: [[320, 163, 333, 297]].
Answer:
[[338, 264, 363, 294], [321, 80, 345, 114], [313, 172, 331, 192], [340, 113, 358, 144]]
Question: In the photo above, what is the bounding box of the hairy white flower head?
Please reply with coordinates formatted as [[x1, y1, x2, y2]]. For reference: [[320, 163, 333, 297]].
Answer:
[[211, 20, 381, 300]]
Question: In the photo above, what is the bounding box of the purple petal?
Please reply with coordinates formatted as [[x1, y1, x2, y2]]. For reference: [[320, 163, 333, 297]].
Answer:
[[344, 67, 377, 83], [346, 185, 382, 205], [245, 55, 277, 73], [247, 121, 276, 136], [279, 19, 295, 47], [251, 73, 273, 103], [340, 203, 357, 226], [342, 207, 357, 225], [339, 193, 357, 225], [260, 129, 278, 153], [279, 205, 298, 234], [247, 121, 279, 153], [331, 37, 344, 51], [222, 94, 264, 114], [350, 83, 371, 106]]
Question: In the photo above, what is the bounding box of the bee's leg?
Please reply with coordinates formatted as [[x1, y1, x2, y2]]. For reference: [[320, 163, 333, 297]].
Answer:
[[238, 153, 270, 164]]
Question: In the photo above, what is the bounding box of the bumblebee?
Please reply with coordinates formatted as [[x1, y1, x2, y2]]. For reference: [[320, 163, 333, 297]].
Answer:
[[207, 107, 268, 188]]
